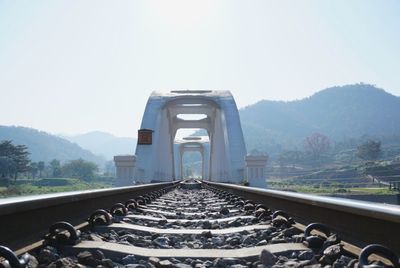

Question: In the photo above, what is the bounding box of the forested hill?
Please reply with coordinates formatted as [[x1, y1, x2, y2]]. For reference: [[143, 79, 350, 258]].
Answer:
[[0, 126, 105, 165], [240, 84, 400, 153]]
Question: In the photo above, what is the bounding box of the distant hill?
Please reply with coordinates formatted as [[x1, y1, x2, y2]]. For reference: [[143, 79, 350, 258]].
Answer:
[[240, 84, 400, 155], [0, 126, 105, 166], [3, 84, 399, 166], [63, 131, 136, 160]]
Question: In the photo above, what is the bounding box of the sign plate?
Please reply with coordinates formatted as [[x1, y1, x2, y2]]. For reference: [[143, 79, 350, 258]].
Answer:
[[138, 129, 153, 145]]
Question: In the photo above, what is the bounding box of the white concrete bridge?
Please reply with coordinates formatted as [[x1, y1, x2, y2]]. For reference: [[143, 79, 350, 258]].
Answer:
[[114, 90, 267, 186]]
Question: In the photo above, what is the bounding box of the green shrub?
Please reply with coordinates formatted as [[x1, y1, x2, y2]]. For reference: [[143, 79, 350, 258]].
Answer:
[[33, 178, 74, 187]]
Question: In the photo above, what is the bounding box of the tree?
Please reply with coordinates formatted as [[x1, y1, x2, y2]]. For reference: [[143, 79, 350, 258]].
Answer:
[[0, 156, 16, 180], [62, 159, 98, 180], [38, 161, 45, 178], [104, 160, 116, 177], [279, 150, 304, 169], [49, 159, 62, 177], [304, 133, 330, 165], [357, 140, 381, 161], [0, 140, 30, 181], [30, 162, 38, 179], [0, 140, 15, 156], [13, 144, 30, 180]]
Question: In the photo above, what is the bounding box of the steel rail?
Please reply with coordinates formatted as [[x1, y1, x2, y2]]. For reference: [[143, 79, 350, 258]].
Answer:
[[0, 182, 176, 251], [205, 181, 400, 254]]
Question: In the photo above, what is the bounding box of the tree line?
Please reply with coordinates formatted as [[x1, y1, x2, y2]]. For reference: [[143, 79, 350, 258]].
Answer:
[[0, 140, 98, 183], [278, 133, 382, 169]]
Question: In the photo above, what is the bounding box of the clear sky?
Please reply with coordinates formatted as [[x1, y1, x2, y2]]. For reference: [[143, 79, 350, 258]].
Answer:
[[0, 0, 399, 137]]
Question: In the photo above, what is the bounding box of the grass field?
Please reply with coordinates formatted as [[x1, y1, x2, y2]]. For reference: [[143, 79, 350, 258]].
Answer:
[[268, 183, 397, 195], [348, 187, 396, 195], [0, 177, 114, 198]]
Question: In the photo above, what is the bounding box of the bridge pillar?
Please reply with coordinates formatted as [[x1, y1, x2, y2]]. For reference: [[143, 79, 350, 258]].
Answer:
[[114, 155, 136, 186], [245, 154, 268, 188]]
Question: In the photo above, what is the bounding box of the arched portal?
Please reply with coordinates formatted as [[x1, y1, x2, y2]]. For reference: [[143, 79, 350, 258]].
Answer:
[[174, 136, 210, 180], [134, 90, 247, 183]]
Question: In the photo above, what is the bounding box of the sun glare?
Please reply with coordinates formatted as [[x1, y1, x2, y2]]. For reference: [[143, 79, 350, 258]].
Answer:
[[147, 0, 214, 28]]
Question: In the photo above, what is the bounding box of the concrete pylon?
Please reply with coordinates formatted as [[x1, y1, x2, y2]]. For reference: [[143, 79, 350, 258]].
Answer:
[[114, 155, 136, 186], [135, 90, 247, 183], [245, 154, 268, 188]]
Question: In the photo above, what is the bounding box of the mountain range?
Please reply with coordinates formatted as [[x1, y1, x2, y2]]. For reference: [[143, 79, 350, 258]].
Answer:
[[0, 126, 105, 165], [240, 83, 400, 155], [62, 131, 136, 160], [1, 83, 400, 165]]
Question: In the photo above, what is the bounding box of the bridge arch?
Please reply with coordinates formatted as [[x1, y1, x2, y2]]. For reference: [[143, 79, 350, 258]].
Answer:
[[174, 136, 210, 180], [134, 90, 247, 183]]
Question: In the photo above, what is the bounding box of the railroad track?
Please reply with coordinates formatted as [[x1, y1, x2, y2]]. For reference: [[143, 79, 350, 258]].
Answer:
[[0, 180, 399, 267]]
